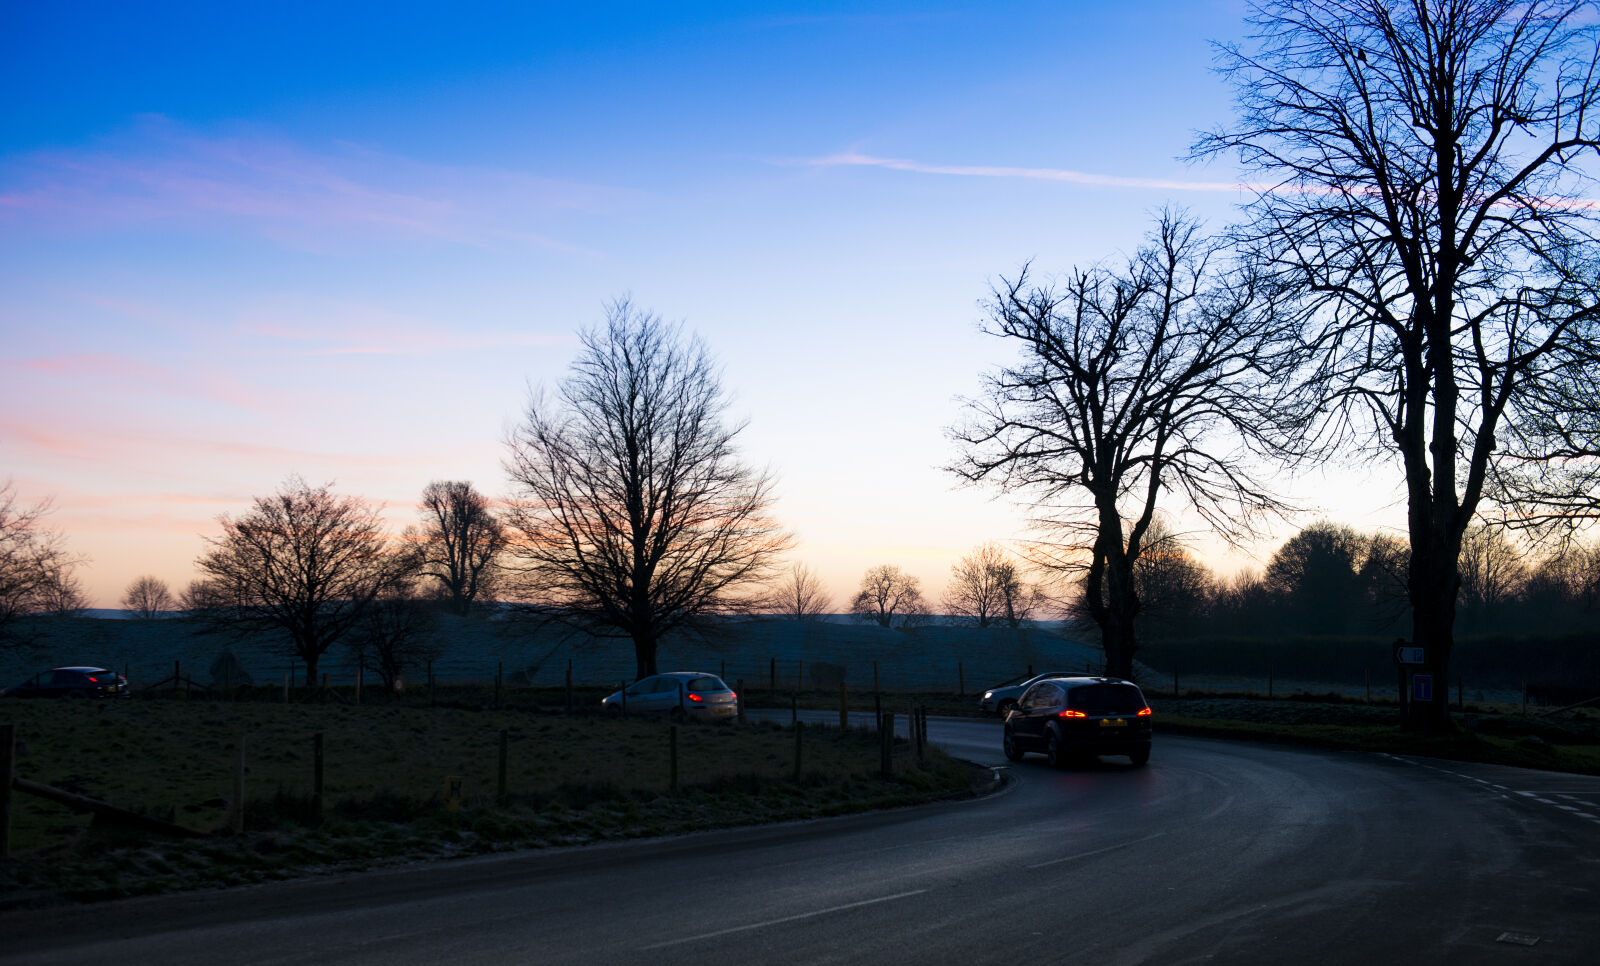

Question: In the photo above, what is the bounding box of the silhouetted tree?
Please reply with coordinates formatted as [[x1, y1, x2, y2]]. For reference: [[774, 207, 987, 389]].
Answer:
[[851, 564, 926, 628], [1264, 521, 1365, 633], [945, 543, 1037, 628], [415, 480, 505, 615], [0, 482, 86, 641], [347, 580, 439, 691], [1198, 0, 1600, 729], [1457, 525, 1527, 631], [504, 301, 791, 678], [772, 562, 832, 620], [122, 575, 174, 618], [1130, 522, 1215, 642], [950, 211, 1299, 678], [194, 476, 419, 684]]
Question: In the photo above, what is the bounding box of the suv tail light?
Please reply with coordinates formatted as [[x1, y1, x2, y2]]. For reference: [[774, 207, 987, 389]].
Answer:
[[1058, 709, 1086, 718], [1137, 707, 1152, 716]]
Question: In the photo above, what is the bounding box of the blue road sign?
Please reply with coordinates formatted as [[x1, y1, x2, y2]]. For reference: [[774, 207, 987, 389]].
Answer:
[[1396, 647, 1425, 665], [1412, 674, 1433, 702]]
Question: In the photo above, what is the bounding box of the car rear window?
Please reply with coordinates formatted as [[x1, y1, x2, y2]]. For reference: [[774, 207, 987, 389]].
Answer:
[[686, 676, 728, 692], [1067, 684, 1147, 715]]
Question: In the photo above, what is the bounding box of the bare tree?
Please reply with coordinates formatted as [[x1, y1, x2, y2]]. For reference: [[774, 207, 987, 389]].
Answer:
[[1198, 0, 1600, 729], [347, 580, 439, 691], [1130, 521, 1215, 641], [122, 575, 174, 619], [772, 562, 832, 620], [851, 564, 926, 628], [950, 211, 1299, 679], [414, 480, 505, 615], [945, 543, 1038, 628], [1, 482, 87, 641], [504, 300, 792, 678], [1457, 524, 1527, 628], [194, 476, 419, 684], [178, 578, 228, 617]]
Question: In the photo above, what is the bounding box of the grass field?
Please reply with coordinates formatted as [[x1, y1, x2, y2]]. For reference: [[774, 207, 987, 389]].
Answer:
[[0, 696, 979, 903]]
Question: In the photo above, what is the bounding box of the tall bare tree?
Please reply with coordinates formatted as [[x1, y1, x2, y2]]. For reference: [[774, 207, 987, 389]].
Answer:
[[945, 543, 1037, 628], [1, 482, 86, 641], [950, 211, 1299, 678], [347, 579, 440, 691], [122, 575, 174, 618], [772, 562, 832, 620], [194, 476, 418, 684], [1197, 0, 1600, 729], [415, 480, 505, 615], [504, 300, 791, 678], [850, 564, 926, 628]]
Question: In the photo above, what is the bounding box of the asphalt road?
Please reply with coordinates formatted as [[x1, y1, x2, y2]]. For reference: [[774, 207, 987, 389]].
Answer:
[[3, 715, 1598, 965]]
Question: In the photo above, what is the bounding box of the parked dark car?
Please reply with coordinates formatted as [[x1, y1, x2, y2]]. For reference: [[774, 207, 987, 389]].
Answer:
[[3, 666, 129, 699], [979, 671, 1078, 715], [601, 672, 738, 721], [1002, 676, 1151, 766]]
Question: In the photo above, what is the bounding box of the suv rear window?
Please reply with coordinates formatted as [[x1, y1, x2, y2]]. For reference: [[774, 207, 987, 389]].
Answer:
[[1066, 684, 1147, 715]]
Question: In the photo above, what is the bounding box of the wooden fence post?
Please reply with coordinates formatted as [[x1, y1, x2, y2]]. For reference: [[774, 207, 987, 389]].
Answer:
[[497, 730, 509, 804], [495, 662, 503, 709], [770, 657, 776, 689], [669, 725, 679, 793], [958, 661, 964, 697], [427, 660, 435, 708], [565, 659, 574, 715], [1, 723, 14, 858], [873, 661, 879, 693], [355, 664, 362, 706], [793, 721, 803, 782], [839, 680, 848, 730], [736, 679, 746, 723], [312, 732, 324, 824], [879, 712, 893, 777], [283, 672, 290, 704], [230, 736, 246, 834]]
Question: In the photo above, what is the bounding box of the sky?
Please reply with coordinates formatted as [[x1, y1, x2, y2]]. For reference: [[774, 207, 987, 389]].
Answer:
[[1, 0, 1415, 610]]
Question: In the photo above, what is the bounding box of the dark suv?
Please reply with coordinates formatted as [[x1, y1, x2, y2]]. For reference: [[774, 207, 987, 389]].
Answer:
[[1002, 676, 1151, 767]]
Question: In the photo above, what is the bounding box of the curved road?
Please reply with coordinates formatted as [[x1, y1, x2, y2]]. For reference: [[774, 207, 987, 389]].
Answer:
[[3, 716, 1598, 964]]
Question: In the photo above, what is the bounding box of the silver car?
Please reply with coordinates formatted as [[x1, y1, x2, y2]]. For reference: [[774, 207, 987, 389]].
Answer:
[[602, 672, 738, 721], [979, 671, 1078, 715]]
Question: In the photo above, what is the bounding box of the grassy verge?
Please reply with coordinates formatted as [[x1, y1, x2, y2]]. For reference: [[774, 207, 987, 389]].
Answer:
[[0, 698, 982, 904], [1150, 694, 1600, 775]]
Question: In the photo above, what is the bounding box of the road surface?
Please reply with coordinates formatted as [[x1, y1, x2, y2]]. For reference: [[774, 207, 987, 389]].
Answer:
[[2, 715, 1597, 964]]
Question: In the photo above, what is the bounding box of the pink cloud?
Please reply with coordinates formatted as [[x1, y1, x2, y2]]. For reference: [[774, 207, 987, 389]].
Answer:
[[0, 117, 625, 252]]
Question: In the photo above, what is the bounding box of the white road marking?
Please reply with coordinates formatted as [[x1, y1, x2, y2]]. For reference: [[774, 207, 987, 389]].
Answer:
[[1027, 831, 1169, 869], [637, 889, 930, 949]]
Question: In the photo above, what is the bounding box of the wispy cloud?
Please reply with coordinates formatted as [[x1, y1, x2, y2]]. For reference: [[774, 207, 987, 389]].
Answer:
[[236, 299, 572, 356], [795, 152, 1262, 193], [0, 116, 625, 252]]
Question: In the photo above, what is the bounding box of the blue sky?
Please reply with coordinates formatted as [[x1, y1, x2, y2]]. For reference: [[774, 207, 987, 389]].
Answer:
[[1, 1, 1410, 608]]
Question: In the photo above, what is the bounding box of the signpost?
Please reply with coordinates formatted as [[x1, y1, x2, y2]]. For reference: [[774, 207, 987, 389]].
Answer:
[[1392, 640, 1427, 730]]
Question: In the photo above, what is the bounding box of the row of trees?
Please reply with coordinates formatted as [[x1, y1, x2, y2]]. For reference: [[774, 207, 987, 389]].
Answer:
[[950, 0, 1600, 731], [0, 481, 89, 642]]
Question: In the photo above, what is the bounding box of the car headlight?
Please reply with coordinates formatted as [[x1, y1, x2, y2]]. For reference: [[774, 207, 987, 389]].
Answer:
[[983, 691, 993, 700]]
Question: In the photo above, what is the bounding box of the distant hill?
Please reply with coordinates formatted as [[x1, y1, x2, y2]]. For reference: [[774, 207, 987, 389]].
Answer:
[[0, 614, 1105, 694]]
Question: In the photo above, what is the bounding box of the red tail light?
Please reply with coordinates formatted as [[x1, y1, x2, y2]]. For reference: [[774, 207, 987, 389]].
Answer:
[[729, 692, 737, 700], [1058, 709, 1086, 718], [1138, 707, 1152, 716], [86, 676, 99, 683], [687, 693, 703, 702]]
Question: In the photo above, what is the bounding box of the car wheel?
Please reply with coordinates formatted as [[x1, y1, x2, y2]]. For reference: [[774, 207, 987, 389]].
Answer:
[[1045, 729, 1067, 769], [1129, 745, 1150, 767], [1003, 726, 1024, 762], [996, 699, 1017, 717]]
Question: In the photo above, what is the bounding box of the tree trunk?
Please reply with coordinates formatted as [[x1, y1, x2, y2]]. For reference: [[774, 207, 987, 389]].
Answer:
[[633, 631, 659, 679], [1408, 527, 1462, 733], [303, 655, 319, 688]]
